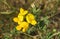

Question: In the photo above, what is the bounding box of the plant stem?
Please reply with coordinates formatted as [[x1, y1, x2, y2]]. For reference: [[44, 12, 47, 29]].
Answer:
[[48, 32, 60, 39]]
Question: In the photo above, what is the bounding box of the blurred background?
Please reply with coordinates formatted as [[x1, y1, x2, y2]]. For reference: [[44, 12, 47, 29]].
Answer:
[[0, 0, 60, 39]]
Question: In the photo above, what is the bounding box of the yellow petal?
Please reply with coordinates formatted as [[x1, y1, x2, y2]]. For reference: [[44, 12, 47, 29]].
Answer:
[[20, 10, 28, 15], [31, 20, 37, 25], [20, 22, 29, 27], [13, 17, 19, 22], [26, 13, 35, 23], [20, 8, 24, 13], [22, 25, 28, 32], [19, 22, 29, 32], [28, 13, 35, 19], [18, 15, 24, 21], [26, 15, 31, 23], [18, 21, 22, 24], [20, 8, 28, 15], [22, 28, 26, 32], [16, 26, 22, 30]]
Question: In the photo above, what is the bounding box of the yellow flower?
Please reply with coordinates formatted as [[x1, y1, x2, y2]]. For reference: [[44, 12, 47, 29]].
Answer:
[[31, 20, 37, 25], [20, 22, 29, 32], [13, 17, 19, 22], [20, 8, 24, 13], [20, 22, 29, 27], [18, 15, 24, 22], [13, 8, 37, 32], [16, 22, 29, 32], [16, 25, 22, 30], [26, 13, 35, 23], [20, 8, 28, 15], [26, 13, 37, 25]]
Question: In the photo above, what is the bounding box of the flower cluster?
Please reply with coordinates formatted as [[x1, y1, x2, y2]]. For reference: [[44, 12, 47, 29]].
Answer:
[[13, 8, 37, 32]]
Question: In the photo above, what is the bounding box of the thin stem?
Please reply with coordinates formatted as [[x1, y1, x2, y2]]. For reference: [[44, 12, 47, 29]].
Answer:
[[48, 32, 60, 39]]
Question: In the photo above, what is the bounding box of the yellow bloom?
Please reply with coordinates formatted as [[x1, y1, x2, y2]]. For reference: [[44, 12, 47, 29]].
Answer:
[[20, 22, 29, 27], [16, 25, 22, 30], [16, 22, 29, 32], [20, 8, 24, 13], [13, 8, 37, 32], [31, 20, 37, 25], [20, 22, 29, 32], [13, 17, 19, 22], [18, 15, 24, 21], [26, 13, 35, 23], [20, 8, 28, 15]]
